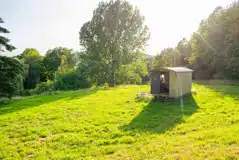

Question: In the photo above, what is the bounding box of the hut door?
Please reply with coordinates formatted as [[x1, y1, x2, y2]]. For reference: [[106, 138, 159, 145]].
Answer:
[[151, 72, 161, 94]]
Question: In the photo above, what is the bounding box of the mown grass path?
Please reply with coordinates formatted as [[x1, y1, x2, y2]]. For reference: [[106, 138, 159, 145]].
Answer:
[[0, 84, 239, 159]]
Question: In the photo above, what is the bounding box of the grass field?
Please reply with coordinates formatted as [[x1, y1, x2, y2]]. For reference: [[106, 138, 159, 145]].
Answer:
[[0, 83, 239, 159]]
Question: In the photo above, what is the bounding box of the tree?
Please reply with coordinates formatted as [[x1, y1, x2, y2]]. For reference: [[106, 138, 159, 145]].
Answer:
[[157, 48, 180, 67], [116, 53, 148, 84], [152, 53, 166, 69], [18, 48, 43, 89], [188, 3, 239, 79], [42, 47, 74, 81], [79, 0, 150, 86], [57, 50, 76, 74], [0, 18, 22, 98], [0, 56, 25, 98], [175, 38, 192, 67], [156, 1, 239, 80], [0, 17, 16, 52]]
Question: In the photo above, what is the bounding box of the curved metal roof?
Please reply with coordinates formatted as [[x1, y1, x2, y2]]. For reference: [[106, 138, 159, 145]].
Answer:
[[152, 67, 193, 73], [162, 67, 193, 72]]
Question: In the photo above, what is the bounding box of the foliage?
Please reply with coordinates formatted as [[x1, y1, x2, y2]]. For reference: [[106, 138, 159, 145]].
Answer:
[[0, 17, 16, 52], [54, 71, 91, 90], [30, 80, 54, 95], [195, 2, 238, 79], [152, 2, 239, 80], [19, 90, 31, 96], [41, 47, 75, 81], [17, 48, 43, 89], [152, 53, 165, 69], [175, 38, 192, 67], [116, 55, 148, 84], [153, 40, 192, 69], [79, 0, 150, 86], [0, 83, 239, 159], [0, 56, 25, 98]]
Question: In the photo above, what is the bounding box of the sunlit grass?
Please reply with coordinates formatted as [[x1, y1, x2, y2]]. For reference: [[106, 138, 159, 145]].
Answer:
[[0, 83, 239, 159]]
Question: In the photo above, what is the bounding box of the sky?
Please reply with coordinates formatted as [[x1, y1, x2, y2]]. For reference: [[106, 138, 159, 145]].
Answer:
[[0, 0, 234, 56]]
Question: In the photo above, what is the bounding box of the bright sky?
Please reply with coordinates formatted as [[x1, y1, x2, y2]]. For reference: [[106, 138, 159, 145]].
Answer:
[[0, 0, 234, 56]]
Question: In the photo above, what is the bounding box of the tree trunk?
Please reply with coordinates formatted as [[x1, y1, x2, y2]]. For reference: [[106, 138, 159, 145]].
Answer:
[[109, 44, 116, 87], [109, 63, 116, 87]]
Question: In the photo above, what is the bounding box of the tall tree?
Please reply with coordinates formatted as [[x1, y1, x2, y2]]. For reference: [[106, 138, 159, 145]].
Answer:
[[161, 48, 180, 67], [79, 0, 150, 86], [152, 53, 166, 69], [0, 56, 25, 98], [0, 17, 15, 52], [155, 1, 239, 80], [42, 47, 74, 81], [189, 5, 234, 79], [0, 18, 22, 98], [175, 38, 192, 67], [18, 48, 43, 89]]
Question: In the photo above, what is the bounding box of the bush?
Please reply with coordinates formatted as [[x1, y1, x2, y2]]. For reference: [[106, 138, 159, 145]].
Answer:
[[116, 60, 148, 85], [30, 81, 54, 94], [54, 71, 91, 90], [20, 90, 31, 96], [29, 71, 91, 95], [0, 56, 25, 98]]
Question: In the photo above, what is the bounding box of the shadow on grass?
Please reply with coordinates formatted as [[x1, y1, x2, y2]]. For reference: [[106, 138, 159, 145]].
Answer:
[[205, 85, 239, 97], [193, 80, 239, 86], [121, 94, 198, 134], [0, 89, 98, 116], [194, 80, 239, 100]]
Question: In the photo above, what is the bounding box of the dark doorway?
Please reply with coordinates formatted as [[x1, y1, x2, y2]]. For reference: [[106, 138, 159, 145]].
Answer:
[[159, 72, 169, 94], [151, 71, 170, 95]]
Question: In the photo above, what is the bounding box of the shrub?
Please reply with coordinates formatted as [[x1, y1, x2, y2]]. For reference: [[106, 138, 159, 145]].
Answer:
[[0, 56, 25, 98], [116, 59, 148, 85], [30, 81, 54, 94], [20, 90, 31, 96], [54, 71, 91, 90]]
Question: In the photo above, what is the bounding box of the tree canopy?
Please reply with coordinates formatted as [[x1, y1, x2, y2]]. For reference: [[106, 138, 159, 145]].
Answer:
[[18, 48, 43, 89], [42, 47, 74, 81], [153, 2, 239, 80], [79, 0, 150, 86], [0, 56, 25, 98], [0, 17, 16, 52], [189, 2, 239, 79]]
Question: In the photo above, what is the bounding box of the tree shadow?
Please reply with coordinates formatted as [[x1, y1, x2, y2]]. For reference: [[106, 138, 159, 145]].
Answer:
[[194, 80, 239, 101], [0, 89, 98, 116], [121, 94, 198, 134], [206, 85, 239, 101]]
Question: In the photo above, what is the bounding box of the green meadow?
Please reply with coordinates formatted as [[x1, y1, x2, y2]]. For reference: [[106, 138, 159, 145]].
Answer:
[[0, 83, 239, 159]]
